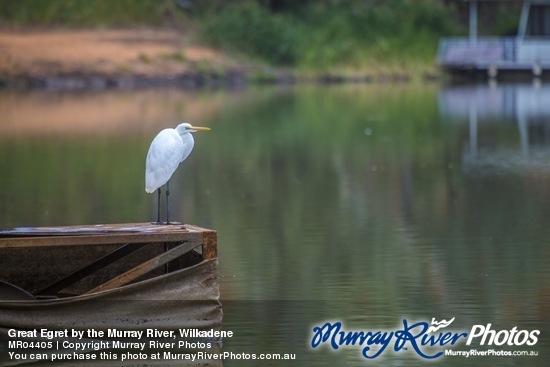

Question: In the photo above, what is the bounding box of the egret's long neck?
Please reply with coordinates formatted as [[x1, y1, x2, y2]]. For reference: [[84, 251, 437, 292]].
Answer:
[[180, 132, 194, 144], [177, 128, 190, 138], [179, 132, 195, 162]]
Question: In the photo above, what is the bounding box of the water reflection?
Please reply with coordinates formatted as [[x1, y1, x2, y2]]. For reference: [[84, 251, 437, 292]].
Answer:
[[0, 83, 548, 366], [439, 83, 550, 174]]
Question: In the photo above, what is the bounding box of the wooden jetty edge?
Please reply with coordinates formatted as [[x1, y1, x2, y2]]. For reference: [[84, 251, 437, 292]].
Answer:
[[0, 223, 222, 350], [0, 223, 218, 298]]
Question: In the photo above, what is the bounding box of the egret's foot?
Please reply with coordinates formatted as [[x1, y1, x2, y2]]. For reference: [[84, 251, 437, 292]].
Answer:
[[151, 221, 181, 225]]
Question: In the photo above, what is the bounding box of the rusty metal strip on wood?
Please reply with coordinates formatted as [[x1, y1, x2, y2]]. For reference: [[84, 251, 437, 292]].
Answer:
[[201, 231, 218, 260], [36, 243, 146, 296], [84, 241, 201, 295]]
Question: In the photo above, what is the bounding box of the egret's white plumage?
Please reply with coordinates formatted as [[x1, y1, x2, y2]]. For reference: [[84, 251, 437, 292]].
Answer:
[[146, 126, 192, 193], [145, 122, 210, 224]]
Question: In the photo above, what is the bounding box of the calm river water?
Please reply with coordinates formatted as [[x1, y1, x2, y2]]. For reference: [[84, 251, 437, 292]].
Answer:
[[0, 83, 548, 366]]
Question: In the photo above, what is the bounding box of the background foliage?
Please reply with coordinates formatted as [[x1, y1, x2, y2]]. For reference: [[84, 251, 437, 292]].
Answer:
[[0, 0, 523, 68]]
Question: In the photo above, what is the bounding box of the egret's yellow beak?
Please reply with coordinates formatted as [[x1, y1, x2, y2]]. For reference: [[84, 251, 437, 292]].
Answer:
[[190, 126, 211, 131]]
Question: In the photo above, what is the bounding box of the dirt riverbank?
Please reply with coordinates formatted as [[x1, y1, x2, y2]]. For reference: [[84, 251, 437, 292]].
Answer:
[[0, 28, 252, 88]]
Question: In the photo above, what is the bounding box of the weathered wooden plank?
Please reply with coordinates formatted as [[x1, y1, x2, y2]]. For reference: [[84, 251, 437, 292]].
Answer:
[[0, 223, 213, 249], [0, 232, 201, 248], [84, 241, 201, 294]]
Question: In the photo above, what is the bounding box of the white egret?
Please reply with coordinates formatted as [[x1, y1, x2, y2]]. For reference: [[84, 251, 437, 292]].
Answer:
[[145, 122, 211, 224]]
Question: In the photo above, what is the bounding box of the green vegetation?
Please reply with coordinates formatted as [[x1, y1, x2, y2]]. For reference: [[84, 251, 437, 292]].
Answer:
[[201, 3, 302, 66], [0, 0, 183, 27], [200, 0, 460, 68]]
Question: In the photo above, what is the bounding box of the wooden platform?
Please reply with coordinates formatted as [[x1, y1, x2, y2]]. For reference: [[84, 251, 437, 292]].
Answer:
[[0, 223, 217, 298]]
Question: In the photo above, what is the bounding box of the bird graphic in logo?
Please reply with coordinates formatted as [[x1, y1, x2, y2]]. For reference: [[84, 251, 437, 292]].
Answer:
[[427, 317, 456, 333]]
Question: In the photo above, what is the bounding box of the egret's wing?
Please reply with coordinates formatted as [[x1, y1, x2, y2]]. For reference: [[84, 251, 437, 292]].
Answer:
[[145, 130, 183, 193]]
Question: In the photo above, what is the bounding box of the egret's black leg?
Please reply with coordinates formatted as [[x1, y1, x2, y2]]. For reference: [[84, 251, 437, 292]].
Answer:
[[166, 180, 170, 224], [156, 188, 162, 224]]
